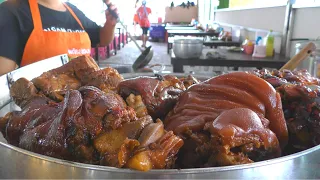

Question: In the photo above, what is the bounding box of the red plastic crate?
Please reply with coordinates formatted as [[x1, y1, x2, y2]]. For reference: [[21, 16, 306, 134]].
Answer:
[[120, 33, 123, 44], [98, 47, 107, 60], [115, 35, 120, 49], [90, 48, 95, 58], [109, 42, 113, 51], [124, 33, 128, 44]]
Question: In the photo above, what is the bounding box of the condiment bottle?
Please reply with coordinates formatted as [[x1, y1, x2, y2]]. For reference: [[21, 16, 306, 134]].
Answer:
[[266, 30, 274, 57], [253, 38, 266, 58], [242, 37, 254, 55]]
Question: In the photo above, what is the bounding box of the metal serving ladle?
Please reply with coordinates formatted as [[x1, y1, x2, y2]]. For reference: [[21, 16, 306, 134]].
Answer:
[[103, 1, 155, 71]]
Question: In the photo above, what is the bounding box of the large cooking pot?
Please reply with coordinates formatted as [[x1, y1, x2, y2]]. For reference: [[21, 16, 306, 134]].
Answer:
[[1, 55, 320, 179], [173, 37, 203, 59]]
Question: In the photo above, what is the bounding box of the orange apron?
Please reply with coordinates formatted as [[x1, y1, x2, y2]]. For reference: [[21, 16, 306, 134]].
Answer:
[[21, 0, 91, 67]]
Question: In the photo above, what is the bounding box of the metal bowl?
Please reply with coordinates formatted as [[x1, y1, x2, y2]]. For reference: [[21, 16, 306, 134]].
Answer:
[[173, 37, 203, 59], [1, 55, 320, 179]]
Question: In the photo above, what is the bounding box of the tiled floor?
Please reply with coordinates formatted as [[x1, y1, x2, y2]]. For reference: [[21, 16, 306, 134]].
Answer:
[[98, 40, 171, 68]]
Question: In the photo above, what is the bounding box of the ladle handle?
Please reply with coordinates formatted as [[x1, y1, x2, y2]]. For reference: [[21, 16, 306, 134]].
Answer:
[[118, 21, 144, 53], [280, 42, 317, 71], [105, 3, 119, 20], [105, 2, 144, 53]]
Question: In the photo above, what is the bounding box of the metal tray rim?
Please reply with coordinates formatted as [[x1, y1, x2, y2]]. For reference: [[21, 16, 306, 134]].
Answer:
[[0, 140, 319, 174]]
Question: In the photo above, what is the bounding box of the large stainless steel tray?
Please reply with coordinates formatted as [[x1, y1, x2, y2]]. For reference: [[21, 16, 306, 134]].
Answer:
[[0, 55, 320, 179]]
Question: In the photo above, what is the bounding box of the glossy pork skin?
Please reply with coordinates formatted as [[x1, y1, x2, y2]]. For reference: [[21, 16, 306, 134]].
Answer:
[[252, 69, 320, 87], [253, 69, 320, 152], [205, 108, 280, 166], [1, 84, 184, 170], [23, 56, 123, 102], [4, 97, 61, 147], [2, 86, 137, 161], [9, 78, 45, 108], [1, 58, 186, 171], [31, 56, 98, 101], [164, 72, 288, 167], [165, 72, 288, 149]]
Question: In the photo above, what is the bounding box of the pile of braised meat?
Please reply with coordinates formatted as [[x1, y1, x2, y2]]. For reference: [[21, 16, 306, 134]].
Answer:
[[1, 56, 320, 171], [251, 69, 320, 154]]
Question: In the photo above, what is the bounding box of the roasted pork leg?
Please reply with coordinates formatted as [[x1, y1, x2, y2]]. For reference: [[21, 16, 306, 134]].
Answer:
[[204, 108, 281, 166], [31, 56, 99, 101], [1, 86, 140, 163], [164, 72, 288, 168], [81, 67, 124, 93], [118, 75, 187, 120], [165, 72, 288, 148], [9, 78, 44, 108], [253, 69, 320, 152], [29, 56, 122, 102]]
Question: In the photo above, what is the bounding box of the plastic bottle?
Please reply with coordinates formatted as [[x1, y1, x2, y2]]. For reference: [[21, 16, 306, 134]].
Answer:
[[266, 30, 274, 57], [242, 37, 254, 55], [253, 37, 266, 58], [256, 36, 262, 45]]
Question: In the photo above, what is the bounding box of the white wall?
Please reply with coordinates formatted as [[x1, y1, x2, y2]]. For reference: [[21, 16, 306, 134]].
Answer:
[[198, 0, 214, 25], [288, 7, 320, 57], [292, 7, 320, 39], [214, 5, 320, 57], [214, 6, 287, 32]]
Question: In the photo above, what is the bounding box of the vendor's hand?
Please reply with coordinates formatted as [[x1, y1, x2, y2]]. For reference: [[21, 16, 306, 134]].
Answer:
[[105, 1, 118, 27]]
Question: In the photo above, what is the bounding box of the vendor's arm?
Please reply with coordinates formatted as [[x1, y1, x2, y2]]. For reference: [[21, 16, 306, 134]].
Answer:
[[0, 3, 23, 76], [0, 57, 17, 76], [67, 1, 118, 47], [99, 2, 118, 46]]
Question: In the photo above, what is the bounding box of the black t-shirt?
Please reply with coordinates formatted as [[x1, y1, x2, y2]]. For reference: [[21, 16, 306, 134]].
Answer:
[[0, 0, 101, 66]]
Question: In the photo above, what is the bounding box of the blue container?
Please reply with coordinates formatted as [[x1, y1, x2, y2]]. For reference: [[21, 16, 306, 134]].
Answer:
[[149, 25, 165, 39]]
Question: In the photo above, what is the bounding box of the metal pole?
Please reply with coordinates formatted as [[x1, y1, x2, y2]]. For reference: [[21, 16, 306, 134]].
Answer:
[[280, 0, 294, 57], [285, 7, 295, 58]]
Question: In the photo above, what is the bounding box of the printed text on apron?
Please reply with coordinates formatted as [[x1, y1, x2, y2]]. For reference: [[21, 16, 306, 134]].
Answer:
[[21, 0, 91, 66]]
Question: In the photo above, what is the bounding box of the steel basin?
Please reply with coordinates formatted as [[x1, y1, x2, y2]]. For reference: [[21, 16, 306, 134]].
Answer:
[[1, 54, 320, 179], [173, 37, 203, 59]]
